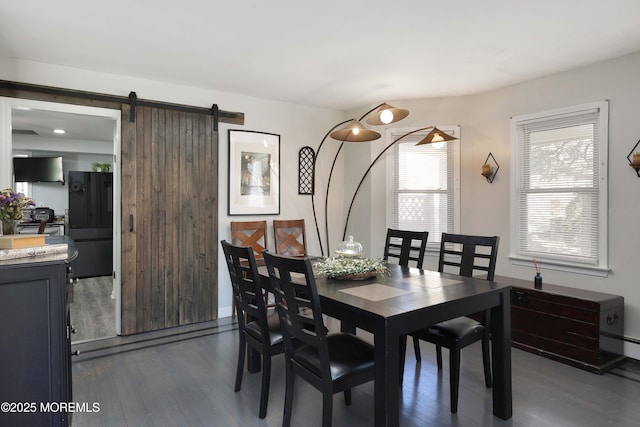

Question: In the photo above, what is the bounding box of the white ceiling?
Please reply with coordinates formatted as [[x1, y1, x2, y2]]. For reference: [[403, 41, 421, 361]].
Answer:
[[3, 1, 640, 124], [11, 108, 115, 143]]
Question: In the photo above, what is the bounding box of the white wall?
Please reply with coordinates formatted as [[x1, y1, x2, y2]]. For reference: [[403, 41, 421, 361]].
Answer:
[[0, 58, 346, 319], [6, 53, 640, 356], [352, 52, 640, 355]]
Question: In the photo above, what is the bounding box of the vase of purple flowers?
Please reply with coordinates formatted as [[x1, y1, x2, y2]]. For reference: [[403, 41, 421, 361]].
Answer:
[[0, 188, 35, 235]]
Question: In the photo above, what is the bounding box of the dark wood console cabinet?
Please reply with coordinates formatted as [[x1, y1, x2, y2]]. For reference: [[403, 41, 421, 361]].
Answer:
[[0, 239, 76, 426], [494, 275, 625, 373]]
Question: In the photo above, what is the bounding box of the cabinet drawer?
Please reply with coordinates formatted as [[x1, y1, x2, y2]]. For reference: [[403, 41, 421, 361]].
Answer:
[[511, 288, 599, 324], [512, 306, 599, 348], [512, 330, 601, 364]]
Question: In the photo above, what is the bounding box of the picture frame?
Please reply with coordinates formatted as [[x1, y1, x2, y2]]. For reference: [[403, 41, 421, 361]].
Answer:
[[228, 129, 280, 215]]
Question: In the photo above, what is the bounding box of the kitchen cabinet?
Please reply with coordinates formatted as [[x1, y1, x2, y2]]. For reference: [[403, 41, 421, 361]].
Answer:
[[0, 238, 77, 426]]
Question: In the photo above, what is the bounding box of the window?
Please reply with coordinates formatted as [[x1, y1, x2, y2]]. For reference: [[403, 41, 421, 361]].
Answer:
[[12, 153, 31, 197], [14, 181, 30, 197], [389, 126, 460, 247], [510, 101, 608, 275]]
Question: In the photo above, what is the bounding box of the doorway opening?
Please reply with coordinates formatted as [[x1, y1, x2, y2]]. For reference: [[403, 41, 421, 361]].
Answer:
[[1, 97, 122, 342]]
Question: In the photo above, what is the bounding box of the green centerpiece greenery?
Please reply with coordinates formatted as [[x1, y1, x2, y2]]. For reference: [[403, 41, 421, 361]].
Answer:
[[314, 257, 387, 279]]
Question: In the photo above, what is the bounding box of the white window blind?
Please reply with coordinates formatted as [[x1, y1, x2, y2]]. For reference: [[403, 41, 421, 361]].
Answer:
[[511, 102, 608, 270], [391, 129, 457, 246]]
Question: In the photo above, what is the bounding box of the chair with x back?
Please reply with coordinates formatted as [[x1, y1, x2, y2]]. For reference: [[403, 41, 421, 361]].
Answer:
[[383, 228, 428, 269], [231, 220, 269, 260], [221, 240, 284, 419], [263, 251, 375, 427], [273, 219, 307, 257], [408, 232, 499, 413]]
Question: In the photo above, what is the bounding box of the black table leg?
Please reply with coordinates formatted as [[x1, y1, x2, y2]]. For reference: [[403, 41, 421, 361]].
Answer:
[[491, 288, 513, 420]]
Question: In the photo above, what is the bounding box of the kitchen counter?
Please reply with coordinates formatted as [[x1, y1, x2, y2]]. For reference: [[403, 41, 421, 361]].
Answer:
[[0, 236, 77, 267], [17, 221, 66, 236], [18, 220, 66, 226]]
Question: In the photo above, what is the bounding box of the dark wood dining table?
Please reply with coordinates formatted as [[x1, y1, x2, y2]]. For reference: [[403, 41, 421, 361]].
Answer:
[[258, 263, 513, 426]]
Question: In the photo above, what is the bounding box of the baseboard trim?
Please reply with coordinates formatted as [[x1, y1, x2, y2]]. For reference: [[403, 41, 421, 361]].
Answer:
[[71, 318, 237, 362], [623, 338, 640, 360]]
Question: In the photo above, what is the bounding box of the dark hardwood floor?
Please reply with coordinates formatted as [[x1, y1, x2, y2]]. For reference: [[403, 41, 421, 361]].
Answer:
[[71, 317, 640, 426], [69, 276, 116, 343]]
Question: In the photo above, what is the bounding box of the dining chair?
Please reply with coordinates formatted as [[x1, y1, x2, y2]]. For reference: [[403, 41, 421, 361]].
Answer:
[[230, 220, 270, 317], [273, 219, 307, 256], [383, 228, 429, 269], [231, 220, 269, 259], [262, 251, 375, 427], [382, 229, 429, 379], [408, 233, 499, 413], [221, 240, 284, 419]]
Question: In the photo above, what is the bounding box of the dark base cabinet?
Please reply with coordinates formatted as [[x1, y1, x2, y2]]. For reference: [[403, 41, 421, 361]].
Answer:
[[495, 276, 625, 374], [0, 257, 73, 426], [67, 227, 113, 279]]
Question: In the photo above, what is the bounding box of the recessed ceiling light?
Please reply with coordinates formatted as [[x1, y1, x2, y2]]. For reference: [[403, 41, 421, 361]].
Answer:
[[53, 129, 66, 134]]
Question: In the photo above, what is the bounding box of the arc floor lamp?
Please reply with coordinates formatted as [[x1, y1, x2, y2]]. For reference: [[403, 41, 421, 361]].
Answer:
[[301, 103, 457, 256]]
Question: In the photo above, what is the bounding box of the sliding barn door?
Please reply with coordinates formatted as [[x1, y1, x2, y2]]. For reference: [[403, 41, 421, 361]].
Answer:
[[120, 104, 218, 335]]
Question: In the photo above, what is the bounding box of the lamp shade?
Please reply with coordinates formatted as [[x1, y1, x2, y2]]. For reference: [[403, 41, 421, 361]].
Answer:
[[365, 103, 410, 126], [329, 120, 381, 142], [415, 127, 457, 145]]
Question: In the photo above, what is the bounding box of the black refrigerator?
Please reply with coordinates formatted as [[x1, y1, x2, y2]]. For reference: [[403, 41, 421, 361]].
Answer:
[[68, 171, 113, 279]]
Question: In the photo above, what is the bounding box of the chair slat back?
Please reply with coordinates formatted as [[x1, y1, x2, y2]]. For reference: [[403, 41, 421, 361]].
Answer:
[[221, 240, 268, 331], [263, 251, 330, 375], [383, 229, 429, 269], [438, 233, 499, 280], [273, 219, 307, 257], [231, 220, 269, 260]]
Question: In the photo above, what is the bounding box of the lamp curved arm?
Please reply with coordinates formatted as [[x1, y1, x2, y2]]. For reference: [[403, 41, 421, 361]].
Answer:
[[312, 119, 351, 256], [323, 141, 344, 256], [313, 103, 386, 256], [341, 126, 435, 240]]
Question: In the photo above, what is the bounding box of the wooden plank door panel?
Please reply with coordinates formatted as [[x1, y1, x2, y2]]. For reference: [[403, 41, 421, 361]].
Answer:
[[121, 104, 218, 335]]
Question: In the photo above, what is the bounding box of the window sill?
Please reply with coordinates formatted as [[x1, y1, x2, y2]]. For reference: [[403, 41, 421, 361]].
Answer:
[[509, 256, 610, 277]]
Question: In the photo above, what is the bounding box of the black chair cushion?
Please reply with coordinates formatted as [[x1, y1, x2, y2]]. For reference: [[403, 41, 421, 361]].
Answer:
[[429, 316, 484, 340], [292, 333, 374, 381], [245, 310, 284, 346]]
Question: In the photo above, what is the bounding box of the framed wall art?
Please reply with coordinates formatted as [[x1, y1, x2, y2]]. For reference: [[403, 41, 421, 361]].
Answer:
[[228, 129, 280, 215]]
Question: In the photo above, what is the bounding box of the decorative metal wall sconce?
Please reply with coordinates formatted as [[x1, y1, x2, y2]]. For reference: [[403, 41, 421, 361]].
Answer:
[[481, 152, 499, 183], [627, 139, 640, 177], [298, 146, 316, 194]]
